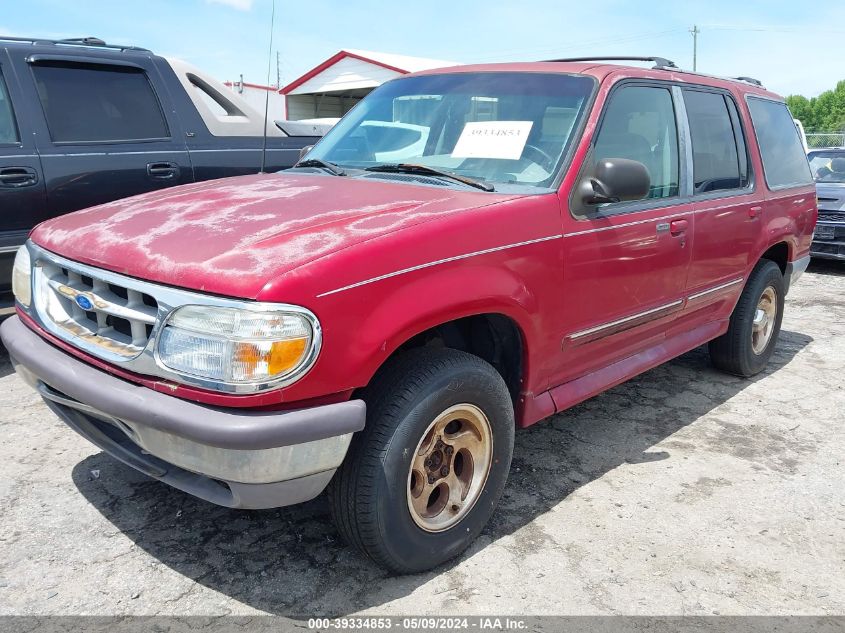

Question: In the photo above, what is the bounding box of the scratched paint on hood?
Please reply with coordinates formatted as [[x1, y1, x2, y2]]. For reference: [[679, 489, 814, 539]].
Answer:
[[31, 173, 516, 298]]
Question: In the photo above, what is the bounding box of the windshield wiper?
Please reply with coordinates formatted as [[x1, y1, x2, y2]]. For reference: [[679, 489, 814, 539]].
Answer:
[[295, 158, 347, 176], [364, 163, 494, 192]]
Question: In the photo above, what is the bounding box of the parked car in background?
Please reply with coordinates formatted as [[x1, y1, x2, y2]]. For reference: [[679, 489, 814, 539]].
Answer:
[[3, 56, 816, 573], [0, 36, 322, 305], [808, 149, 845, 260]]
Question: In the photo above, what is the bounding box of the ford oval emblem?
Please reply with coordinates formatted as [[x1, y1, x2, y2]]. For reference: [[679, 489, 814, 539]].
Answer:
[[75, 294, 93, 311]]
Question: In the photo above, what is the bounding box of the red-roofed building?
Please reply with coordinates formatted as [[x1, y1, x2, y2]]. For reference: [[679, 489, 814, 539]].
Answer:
[[280, 49, 457, 121]]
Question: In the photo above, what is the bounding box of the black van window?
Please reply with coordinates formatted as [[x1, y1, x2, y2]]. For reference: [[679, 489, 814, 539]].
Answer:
[[747, 97, 813, 190], [683, 90, 745, 193], [593, 85, 679, 200], [0, 71, 19, 144], [32, 62, 169, 143]]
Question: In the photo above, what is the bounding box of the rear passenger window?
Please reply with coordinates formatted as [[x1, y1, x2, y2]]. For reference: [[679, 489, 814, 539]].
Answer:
[[683, 90, 749, 193], [747, 97, 813, 189], [593, 85, 679, 200], [0, 71, 19, 145], [31, 62, 169, 143]]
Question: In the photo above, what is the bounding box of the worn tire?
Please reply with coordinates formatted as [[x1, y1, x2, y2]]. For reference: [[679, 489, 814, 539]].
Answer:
[[327, 347, 515, 574], [709, 259, 785, 377]]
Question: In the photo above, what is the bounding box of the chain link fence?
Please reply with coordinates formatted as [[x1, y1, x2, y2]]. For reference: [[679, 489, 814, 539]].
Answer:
[[806, 133, 845, 149]]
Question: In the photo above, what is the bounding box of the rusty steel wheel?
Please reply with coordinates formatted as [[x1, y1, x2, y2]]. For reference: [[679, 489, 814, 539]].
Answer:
[[751, 286, 778, 355], [406, 403, 493, 532]]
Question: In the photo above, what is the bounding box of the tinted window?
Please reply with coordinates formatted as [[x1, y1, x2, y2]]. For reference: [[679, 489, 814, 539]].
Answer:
[[593, 85, 679, 200], [684, 90, 748, 193], [0, 71, 19, 144], [747, 97, 813, 189], [32, 62, 169, 143]]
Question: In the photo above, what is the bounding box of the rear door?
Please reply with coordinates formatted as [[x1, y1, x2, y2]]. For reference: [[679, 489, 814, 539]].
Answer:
[[0, 49, 46, 292], [682, 87, 758, 316], [555, 82, 693, 387], [12, 52, 191, 218]]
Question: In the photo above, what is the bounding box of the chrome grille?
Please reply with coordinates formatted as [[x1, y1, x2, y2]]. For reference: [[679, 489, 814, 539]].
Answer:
[[818, 211, 845, 223], [22, 241, 321, 394], [34, 252, 160, 359]]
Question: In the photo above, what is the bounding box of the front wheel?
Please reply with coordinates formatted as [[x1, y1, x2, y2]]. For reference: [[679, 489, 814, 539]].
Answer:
[[327, 348, 514, 574], [709, 259, 785, 377]]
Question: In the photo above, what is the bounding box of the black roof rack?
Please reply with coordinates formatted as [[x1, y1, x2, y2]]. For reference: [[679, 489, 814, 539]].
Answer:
[[0, 35, 150, 53], [544, 56, 678, 70], [733, 76, 763, 87]]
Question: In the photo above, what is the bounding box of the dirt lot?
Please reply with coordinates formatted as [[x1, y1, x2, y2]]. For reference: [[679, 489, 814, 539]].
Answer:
[[0, 261, 843, 617]]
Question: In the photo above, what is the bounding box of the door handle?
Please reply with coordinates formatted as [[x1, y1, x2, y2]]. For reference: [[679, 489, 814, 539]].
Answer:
[[0, 167, 38, 188], [749, 206, 762, 219], [669, 219, 689, 236], [146, 162, 179, 180]]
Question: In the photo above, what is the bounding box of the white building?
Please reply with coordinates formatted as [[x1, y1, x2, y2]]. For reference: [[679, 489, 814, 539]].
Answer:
[[280, 49, 457, 121]]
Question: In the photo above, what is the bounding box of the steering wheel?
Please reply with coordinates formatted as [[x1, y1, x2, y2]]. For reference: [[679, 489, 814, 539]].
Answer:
[[521, 144, 556, 172]]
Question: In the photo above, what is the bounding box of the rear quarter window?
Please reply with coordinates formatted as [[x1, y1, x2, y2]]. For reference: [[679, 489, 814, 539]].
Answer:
[[747, 97, 812, 190]]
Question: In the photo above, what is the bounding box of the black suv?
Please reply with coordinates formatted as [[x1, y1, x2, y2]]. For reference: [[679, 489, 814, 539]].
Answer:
[[0, 36, 319, 304]]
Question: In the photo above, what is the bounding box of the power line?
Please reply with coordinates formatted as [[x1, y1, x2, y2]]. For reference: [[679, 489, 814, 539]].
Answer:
[[701, 23, 845, 34]]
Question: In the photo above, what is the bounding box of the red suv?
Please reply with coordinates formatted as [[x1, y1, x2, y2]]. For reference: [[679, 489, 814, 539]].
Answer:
[[2, 56, 817, 573]]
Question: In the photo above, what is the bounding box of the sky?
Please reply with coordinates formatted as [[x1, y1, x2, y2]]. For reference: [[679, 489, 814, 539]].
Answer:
[[1, 0, 843, 98]]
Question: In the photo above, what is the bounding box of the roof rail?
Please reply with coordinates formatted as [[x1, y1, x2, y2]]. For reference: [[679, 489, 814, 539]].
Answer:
[[544, 56, 678, 70], [0, 35, 150, 53], [732, 76, 764, 87]]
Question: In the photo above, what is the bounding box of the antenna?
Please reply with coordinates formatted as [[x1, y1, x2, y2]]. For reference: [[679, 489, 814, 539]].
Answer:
[[260, 0, 276, 174]]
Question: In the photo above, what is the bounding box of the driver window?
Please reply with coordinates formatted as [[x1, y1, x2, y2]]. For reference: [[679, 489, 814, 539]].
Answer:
[[593, 85, 679, 200]]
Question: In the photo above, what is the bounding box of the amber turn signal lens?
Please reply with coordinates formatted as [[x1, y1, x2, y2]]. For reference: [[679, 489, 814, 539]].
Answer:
[[268, 338, 308, 375], [232, 338, 309, 381]]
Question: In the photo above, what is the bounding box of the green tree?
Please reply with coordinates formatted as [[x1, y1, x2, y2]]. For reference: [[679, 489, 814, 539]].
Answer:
[[787, 80, 845, 132], [785, 95, 816, 130]]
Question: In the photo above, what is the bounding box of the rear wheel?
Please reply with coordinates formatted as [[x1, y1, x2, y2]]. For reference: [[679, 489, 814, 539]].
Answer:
[[709, 259, 785, 377], [327, 348, 514, 574]]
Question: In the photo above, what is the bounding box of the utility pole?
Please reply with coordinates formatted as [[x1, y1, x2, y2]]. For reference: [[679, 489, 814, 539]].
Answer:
[[276, 51, 281, 88], [690, 25, 700, 71]]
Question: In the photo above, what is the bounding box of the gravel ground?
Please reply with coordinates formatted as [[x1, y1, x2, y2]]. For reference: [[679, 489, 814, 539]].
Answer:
[[0, 261, 843, 617]]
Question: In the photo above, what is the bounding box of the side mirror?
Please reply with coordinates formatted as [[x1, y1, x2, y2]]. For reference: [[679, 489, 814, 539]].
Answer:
[[298, 145, 314, 162], [579, 158, 650, 205]]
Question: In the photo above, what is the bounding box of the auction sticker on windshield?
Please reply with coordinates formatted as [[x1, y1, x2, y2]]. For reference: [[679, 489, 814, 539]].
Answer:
[[452, 121, 533, 160]]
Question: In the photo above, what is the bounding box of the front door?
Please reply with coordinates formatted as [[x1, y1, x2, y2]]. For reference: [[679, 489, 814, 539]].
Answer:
[[554, 83, 693, 387], [0, 53, 46, 292]]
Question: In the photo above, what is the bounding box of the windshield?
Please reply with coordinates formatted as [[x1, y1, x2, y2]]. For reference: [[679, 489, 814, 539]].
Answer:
[[808, 150, 845, 183], [303, 72, 595, 192]]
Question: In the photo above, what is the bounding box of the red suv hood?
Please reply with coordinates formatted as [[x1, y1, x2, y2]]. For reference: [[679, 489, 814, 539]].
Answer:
[[30, 173, 517, 298]]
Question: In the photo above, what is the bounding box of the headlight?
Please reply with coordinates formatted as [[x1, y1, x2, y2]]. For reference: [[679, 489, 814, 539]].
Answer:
[[157, 305, 319, 387], [12, 245, 32, 308]]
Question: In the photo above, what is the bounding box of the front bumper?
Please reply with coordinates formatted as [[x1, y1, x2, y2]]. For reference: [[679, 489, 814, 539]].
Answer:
[[811, 221, 845, 261], [1, 316, 366, 509]]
